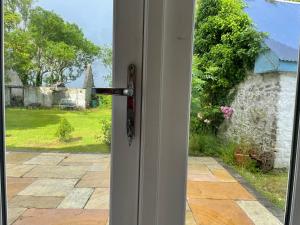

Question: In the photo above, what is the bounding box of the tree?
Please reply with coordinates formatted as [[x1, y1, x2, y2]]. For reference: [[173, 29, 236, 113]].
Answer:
[[4, 0, 34, 30], [24, 7, 101, 86], [192, 0, 265, 133], [99, 45, 112, 86], [4, 3, 101, 86], [5, 30, 35, 84]]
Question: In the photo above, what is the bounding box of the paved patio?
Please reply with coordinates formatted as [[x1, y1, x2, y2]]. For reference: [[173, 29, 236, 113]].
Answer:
[[5, 152, 282, 225]]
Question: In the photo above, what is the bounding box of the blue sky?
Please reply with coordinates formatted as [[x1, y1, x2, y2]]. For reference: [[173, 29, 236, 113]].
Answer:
[[35, 0, 300, 87], [245, 0, 300, 49], [36, 0, 113, 88]]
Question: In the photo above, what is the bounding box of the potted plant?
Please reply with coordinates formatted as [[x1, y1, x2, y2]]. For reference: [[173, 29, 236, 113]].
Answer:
[[234, 138, 256, 166]]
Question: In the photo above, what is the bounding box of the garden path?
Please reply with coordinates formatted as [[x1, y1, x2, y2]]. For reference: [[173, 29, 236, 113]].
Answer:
[[5, 152, 282, 225]]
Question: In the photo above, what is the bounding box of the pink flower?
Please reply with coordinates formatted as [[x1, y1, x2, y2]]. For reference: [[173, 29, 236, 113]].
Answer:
[[220, 106, 234, 119]]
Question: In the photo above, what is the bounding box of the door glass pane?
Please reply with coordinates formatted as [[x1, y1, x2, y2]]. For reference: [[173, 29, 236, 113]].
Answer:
[[186, 0, 298, 224], [4, 0, 113, 224]]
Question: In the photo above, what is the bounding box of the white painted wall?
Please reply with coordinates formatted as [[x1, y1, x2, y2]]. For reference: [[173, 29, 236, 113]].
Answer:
[[22, 87, 88, 109], [4, 87, 10, 106], [275, 73, 297, 168], [24, 87, 53, 107]]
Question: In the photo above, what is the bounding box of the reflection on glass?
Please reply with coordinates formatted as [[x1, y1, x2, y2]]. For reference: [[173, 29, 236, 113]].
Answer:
[[4, 0, 113, 224], [187, 0, 299, 224]]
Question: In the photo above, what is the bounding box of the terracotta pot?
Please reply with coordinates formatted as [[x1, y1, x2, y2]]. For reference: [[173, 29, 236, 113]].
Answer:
[[234, 152, 250, 166]]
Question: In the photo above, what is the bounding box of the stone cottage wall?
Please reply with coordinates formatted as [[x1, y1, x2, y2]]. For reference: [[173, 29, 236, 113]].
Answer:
[[219, 73, 280, 162], [219, 72, 297, 168], [275, 73, 297, 168]]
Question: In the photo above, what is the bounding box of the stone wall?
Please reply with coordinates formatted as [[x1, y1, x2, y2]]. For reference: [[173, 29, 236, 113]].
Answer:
[[275, 73, 297, 168], [219, 73, 280, 163], [6, 86, 89, 109], [219, 72, 297, 168]]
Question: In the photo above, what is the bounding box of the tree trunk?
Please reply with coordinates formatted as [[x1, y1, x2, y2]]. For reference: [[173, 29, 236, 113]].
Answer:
[[36, 72, 42, 86]]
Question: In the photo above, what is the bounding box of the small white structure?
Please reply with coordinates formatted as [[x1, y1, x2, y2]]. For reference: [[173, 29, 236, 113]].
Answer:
[[5, 66, 95, 109], [5, 70, 24, 106]]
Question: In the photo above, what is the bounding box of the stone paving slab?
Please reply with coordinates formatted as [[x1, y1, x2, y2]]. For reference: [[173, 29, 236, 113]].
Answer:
[[5, 153, 282, 225], [189, 198, 255, 225], [9, 196, 63, 209], [24, 165, 89, 179], [210, 169, 236, 182], [188, 164, 211, 174], [18, 179, 78, 197], [85, 188, 110, 210], [8, 207, 26, 225], [237, 201, 282, 225], [6, 164, 17, 170], [185, 211, 197, 225], [205, 163, 225, 170], [24, 153, 67, 166], [6, 165, 36, 178], [189, 157, 219, 164], [188, 173, 219, 182], [58, 188, 93, 209], [60, 154, 105, 165], [7, 178, 36, 201], [88, 163, 110, 172], [6, 152, 39, 164], [187, 181, 255, 200], [12, 209, 109, 225], [76, 172, 105, 188]]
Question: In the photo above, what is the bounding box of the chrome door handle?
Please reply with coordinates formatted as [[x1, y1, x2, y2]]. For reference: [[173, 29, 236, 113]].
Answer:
[[93, 64, 136, 146], [94, 88, 134, 97]]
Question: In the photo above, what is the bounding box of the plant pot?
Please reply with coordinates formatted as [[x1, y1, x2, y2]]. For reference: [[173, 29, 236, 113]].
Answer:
[[234, 152, 250, 166]]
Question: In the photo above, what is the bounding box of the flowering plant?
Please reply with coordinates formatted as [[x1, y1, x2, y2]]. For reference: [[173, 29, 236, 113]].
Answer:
[[220, 106, 234, 119]]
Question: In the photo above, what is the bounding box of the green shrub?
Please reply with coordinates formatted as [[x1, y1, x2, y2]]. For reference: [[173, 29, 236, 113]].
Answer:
[[189, 133, 222, 156], [99, 95, 112, 108], [192, 0, 265, 132], [55, 118, 74, 142], [220, 141, 236, 165], [97, 119, 112, 145]]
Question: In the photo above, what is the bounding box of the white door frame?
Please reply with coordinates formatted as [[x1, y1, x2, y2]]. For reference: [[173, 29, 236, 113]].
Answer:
[[0, 1, 8, 222], [139, 1, 300, 225], [139, 0, 195, 224], [110, 0, 144, 224], [285, 50, 300, 225], [1, 0, 300, 224]]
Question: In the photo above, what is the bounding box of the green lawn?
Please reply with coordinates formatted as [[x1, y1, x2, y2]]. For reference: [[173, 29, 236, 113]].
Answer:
[[5, 107, 111, 153], [236, 167, 288, 210]]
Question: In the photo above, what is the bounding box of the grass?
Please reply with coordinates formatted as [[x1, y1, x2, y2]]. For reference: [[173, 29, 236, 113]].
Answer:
[[5, 107, 111, 153], [236, 167, 288, 210]]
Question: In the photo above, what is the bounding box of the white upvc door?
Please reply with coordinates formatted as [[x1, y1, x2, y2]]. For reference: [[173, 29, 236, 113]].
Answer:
[[109, 0, 144, 224], [139, 0, 195, 225], [112, 0, 196, 224]]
